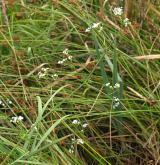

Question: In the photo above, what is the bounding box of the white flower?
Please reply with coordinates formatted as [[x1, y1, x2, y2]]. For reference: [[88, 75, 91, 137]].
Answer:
[[10, 116, 24, 123], [113, 97, 120, 109], [62, 58, 67, 62], [63, 48, 69, 55], [105, 83, 110, 87], [92, 22, 101, 28], [58, 60, 63, 64], [18, 116, 24, 120], [85, 22, 101, 32], [69, 145, 74, 153], [58, 58, 68, 64], [52, 74, 58, 78], [72, 119, 80, 124], [113, 102, 120, 109], [38, 67, 50, 78], [109, 86, 113, 89], [113, 7, 123, 16], [68, 55, 73, 60], [85, 28, 90, 32], [38, 72, 46, 78], [113, 97, 120, 102], [41, 67, 49, 72], [123, 18, 131, 27], [82, 123, 88, 128], [71, 138, 75, 141], [77, 138, 84, 144], [114, 83, 120, 89], [85, 27, 91, 32], [8, 100, 12, 104]]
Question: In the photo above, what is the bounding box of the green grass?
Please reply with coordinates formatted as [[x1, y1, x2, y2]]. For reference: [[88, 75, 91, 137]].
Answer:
[[0, 0, 160, 164]]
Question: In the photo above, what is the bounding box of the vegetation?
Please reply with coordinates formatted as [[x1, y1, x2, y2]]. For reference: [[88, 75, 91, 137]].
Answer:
[[0, 0, 160, 164]]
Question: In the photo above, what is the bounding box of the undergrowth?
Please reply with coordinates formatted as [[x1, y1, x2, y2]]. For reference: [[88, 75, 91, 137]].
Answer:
[[0, 0, 160, 164]]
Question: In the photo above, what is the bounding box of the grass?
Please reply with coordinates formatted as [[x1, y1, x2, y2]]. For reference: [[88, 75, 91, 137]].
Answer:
[[0, 0, 160, 164]]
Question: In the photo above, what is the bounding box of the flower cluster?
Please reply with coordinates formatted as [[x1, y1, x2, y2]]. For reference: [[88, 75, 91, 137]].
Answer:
[[72, 119, 80, 124], [63, 48, 69, 55], [85, 22, 101, 32], [113, 7, 123, 16], [72, 119, 88, 129], [71, 137, 84, 145], [113, 97, 120, 109], [77, 138, 84, 144], [38, 67, 58, 80], [58, 57, 72, 64], [82, 123, 88, 128], [69, 137, 84, 153], [10, 116, 24, 123], [105, 82, 120, 89], [0, 98, 13, 107], [38, 67, 49, 78], [69, 145, 74, 153], [51, 73, 58, 80], [123, 18, 131, 27], [68, 119, 88, 153], [58, 48, 73, 64]]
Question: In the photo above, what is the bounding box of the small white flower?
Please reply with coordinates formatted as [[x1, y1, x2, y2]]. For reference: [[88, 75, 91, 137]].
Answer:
[[123, 18, 131, 27], [71, 138, 75, 141], [92, 22, 101, 28], [85, 27, 91, 32], [68, 56, 73, 60], [85, 22, 101, 32], [82, 123, 88, 128], [18, 116, 24, 121], [72, 119, 80, 124], [10, 117, 16, 123], [109, 86, 113, 89], [77, 138, 84, 144], [10, 116, 24, 123], [113, 7, 123, 16], [113, 102, 120, 109], [113, 97, 120, 102], [38, 72, 46, 78], [7, 99, 12, 104], [8, 100, 13, 104], [113, 97, 120, 109], [62, 58, 67, 62], [58, 60, 63, 64], [71, 145, 74, 149], [114, 83, 120, 89], [63, 48, 69, 55], [105, 83, 110, 87], [69, 148, 74, 153], [41, 67, 49, 72], [38, 67, 50, 78], [52, 74, 58, 78]]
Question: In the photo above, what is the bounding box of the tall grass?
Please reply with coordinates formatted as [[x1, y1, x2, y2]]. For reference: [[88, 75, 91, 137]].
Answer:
[[0, 0, 160, 164]]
